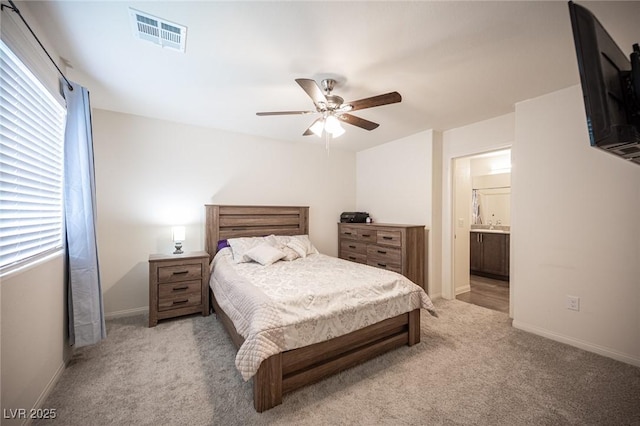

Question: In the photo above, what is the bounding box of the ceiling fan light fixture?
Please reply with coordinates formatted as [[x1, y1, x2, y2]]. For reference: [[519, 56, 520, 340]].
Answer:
[[309, 119, 325, 137], [325, 115, 344, 137]]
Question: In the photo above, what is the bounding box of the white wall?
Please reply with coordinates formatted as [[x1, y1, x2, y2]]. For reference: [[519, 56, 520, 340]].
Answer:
[[92, 109, 356, 316], [355, 130, 440, 296], [0, 256, 70, 423], [442, 113, 515, 299], [511, 85, 640, 366]]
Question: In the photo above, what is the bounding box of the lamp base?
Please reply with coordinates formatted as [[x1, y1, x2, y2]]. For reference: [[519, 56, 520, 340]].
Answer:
[[173, 242, 183, 254]]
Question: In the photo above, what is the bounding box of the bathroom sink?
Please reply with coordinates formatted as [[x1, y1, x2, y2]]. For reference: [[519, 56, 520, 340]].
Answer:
[[470, 229, 510, 234]]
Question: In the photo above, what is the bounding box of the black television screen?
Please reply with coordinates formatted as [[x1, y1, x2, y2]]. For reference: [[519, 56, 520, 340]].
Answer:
[[568, 1, 640, 165]]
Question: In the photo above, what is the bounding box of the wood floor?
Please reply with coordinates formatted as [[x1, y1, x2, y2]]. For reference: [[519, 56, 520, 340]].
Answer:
[[457, 275, 509, 313]]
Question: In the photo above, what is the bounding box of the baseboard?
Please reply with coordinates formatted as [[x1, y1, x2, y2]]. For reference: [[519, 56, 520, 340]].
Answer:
[[427, 291, 442, 300], [455, 285, 471, 296], [105, 306, 148, 320], [23, 359, 67, 426], [512, 320, 640, 368]]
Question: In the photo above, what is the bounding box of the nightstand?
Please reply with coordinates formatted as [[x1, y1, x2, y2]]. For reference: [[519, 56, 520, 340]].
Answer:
[[148, 251, 210, 327]]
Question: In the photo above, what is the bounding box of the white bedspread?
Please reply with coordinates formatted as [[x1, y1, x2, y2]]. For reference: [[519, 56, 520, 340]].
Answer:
[[210, 248, 436, 380]]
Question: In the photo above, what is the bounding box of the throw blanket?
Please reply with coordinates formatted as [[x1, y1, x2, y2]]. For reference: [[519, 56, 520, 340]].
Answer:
[[210, 249, 436, 380]]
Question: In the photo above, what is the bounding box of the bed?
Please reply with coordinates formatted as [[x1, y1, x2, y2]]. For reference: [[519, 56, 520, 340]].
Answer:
[[204, 205, 435, 412]]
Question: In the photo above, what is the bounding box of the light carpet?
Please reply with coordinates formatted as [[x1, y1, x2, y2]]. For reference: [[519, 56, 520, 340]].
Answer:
[[35, 299, 640, 425]]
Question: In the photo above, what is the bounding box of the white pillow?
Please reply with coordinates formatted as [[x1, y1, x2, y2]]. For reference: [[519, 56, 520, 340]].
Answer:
[[290, 235, 319, 255], [265, 234, 300, 261], [244, 244, 286, 266], [228, 236, 269, 263], [280, 246, 300, 261], [286, 238, 308, 258]]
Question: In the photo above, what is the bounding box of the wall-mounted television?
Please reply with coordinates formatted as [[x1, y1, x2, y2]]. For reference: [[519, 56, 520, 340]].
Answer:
[[568, 1, 640, 165]]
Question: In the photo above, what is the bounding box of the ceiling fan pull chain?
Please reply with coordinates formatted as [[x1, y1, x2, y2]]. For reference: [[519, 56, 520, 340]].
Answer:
[[325, 132, 331, 156]]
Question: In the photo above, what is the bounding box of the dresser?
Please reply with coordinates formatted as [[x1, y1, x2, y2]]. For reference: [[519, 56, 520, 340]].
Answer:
[[148, 251, 210, 327], [338, 223, 427, 289]]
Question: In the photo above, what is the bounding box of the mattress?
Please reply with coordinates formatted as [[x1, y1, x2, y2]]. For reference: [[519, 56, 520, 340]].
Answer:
[[210, 247, 436, 380]]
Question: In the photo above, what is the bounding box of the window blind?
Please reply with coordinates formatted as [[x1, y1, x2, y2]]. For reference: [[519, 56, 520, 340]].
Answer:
[[0, 40, 66, 271]]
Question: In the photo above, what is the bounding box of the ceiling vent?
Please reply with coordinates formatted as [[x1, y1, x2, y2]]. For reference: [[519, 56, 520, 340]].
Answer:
[[128, 8, 187, 53]]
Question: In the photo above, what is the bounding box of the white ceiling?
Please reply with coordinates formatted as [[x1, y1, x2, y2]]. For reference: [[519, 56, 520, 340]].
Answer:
[[23, 1, 640, 151]]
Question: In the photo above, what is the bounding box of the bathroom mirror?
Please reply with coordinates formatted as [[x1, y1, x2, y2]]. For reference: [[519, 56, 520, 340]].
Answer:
[[472, 187, 511, 226]]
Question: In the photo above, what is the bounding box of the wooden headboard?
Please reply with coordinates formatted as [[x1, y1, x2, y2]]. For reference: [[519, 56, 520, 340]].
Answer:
[[205, 205, 309, 261]]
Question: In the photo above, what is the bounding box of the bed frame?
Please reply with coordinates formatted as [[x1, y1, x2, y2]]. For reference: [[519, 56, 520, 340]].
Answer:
[[205, 205, 421, 412]]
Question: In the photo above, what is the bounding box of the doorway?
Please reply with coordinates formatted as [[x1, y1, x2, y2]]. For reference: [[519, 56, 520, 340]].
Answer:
[[452, 149, 511, 314]]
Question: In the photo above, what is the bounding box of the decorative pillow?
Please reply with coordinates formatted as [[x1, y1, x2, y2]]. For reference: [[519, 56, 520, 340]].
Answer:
[[244, 244, 285, 266], [280, 246, 300, 261], [265, 234, 300, 261], [228, 236, 269, 263], [286, 238, 308, 258], [290, 235, 319, 255], [217, 239, 230, 251]]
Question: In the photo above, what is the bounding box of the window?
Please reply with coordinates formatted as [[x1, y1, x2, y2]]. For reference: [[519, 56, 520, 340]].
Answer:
[[0, 40, 66, 272]]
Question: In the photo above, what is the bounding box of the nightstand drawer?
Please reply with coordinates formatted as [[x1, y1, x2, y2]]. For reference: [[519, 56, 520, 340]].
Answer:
[[158, 263, 202, 283], [340, 240, 367, 254], [158, 280, 202, 311], [159, 280, 201, 300], [377, 230, 402, 247]]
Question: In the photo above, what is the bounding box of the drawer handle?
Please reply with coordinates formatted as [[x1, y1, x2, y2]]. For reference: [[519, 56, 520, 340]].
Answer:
[[344, 232, 352, 235], [377, 263, 387, 267], [362, 234, 371, 237], [382, 236, 393, 240], [349, 245, 356, 249], [172, 299, 189, 305], [173, 286, 189, 291], [348, 256, 357, 260], [377, 250, 387, 254], [172, 270, 189, 275]]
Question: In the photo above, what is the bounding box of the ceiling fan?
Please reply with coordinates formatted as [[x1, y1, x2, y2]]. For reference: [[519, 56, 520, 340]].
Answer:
[[256, 78, 402, 138]]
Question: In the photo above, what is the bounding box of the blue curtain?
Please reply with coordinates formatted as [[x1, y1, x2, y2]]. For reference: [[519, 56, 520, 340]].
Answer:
[[62, 80, 106, 347]]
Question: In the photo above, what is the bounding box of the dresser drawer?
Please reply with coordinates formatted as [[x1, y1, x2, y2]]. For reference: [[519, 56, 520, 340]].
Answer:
[[158, 263, 202, 283], [377, 230, 402, 247], [158, 280, 202, 311], [340, 251, 367, 264], [340, 240, 367, 254], [340, 225, 377, 242], [367, 245, 401, 265], [367, 259, 402, 274]]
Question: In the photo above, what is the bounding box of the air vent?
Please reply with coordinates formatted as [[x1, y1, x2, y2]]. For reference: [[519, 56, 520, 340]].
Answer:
[[128, 8, 187, 53]]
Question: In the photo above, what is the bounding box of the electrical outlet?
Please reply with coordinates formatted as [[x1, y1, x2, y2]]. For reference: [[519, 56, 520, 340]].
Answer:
[[566, 295, 580, 311]]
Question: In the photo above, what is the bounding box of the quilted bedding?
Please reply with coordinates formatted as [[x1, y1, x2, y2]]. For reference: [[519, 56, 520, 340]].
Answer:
[[210, 248, 436, 380]]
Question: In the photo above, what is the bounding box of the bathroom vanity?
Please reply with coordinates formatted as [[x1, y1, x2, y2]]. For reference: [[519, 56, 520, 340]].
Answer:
[[470, 230, 510, 280]]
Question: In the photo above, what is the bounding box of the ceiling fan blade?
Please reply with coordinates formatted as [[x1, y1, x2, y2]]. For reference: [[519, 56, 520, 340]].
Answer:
[[344, 91, 402, 112], [296, 78, 327, 109], [302, 117, 324, 136], [338, 113, 380, 131], [256, 110, 314, 116]]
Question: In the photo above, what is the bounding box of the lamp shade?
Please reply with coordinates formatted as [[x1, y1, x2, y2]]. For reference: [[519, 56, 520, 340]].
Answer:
[[309, 119, 324, 137], [172, 226, 186, 242]]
